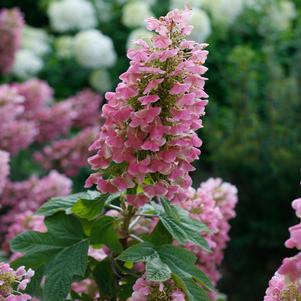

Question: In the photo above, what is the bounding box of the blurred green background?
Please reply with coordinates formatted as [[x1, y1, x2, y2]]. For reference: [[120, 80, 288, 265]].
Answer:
[[1, 0, 301, 300]]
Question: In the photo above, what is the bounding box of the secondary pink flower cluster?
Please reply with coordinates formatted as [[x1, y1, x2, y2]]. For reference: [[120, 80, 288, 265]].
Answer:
[[35, 89, 102, 143], [181, 178, 238, 287], [0, 151, 9, 195], [0, 81, 102, 156], [0, 85, 37, 155], [0, 171, 72, 235], [13, 79, 54, 116], [263, 197, 301, 301], [34, 126, 99, 176], [86, 9, 209, 206], [129, 276, 185, 301], [64, 89, 102, 129], [0, 8, 24, 74], [2, 211, 46, 255], [0, 262, 33, 301]]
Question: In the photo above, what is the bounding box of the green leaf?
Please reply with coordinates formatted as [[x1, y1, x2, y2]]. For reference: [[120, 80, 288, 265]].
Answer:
[[117, 242, 157, 262], [146, 257, 171, 281], [152, 199, 210, 251], [146, 221, 173, 246], [37, 191, 100, 217], [72, 193, 107, 221], [10, 231, 63, 254], [182, 278, 211, 301], [10, 213, 89, 301], [117, 242, 213, 301], [90, 216, 123, 253], [93, 258, 117, 300], [158, 245, 213, 291], [44, 240, 89, 301]]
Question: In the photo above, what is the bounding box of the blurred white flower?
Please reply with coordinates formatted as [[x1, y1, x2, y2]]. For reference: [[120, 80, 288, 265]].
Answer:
[[89, 69, 112, 93], [22, 26, 51, 56], [203, 0, 244, 25], [55, 36, 74, 58], [170, 0, 204, 9], [122, 1, 153, 28], [261, 0, 296, 33], [12, 49, 43, 79], [189, 8, 211, 43], [127, 28, 153, 49], [74, 29, 116, 69], [48, 0, 97, 32]]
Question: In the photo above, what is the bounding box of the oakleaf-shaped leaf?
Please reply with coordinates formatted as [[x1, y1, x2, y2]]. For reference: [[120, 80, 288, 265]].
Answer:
[[37, 191, 100, 217], [72, 192, 121, 221], [152, 199, 210, 251], [117, 242, 213, 301], [10, 213, 89, 301], [146, 257, 171, 282], [90, 216, 123, 253], [44, 240, 89, 301]]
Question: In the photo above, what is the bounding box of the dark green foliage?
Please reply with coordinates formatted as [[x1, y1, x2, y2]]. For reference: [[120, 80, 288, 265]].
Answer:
[[118, 242, 213, 300]]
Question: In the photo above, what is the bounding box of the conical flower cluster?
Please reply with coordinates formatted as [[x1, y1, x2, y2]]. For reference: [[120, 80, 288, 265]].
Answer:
[[87, 9, 208, 206]]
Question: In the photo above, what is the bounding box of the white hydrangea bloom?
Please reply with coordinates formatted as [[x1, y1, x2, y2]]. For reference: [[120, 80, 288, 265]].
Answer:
[[74, 29, 116, 69], [126, 28, 153, 49], [203, 0, 244, 25], [262, 0, 296, 32], [189, 8, 211, 43], [55, 36, 74, 58], [48, 0, 97, 32], [89, 69, 112, 93], [122, 1, 153, 28], [21, 26, 51, 57], [170, 0, 204, 9], [12, 49, 43, 79]]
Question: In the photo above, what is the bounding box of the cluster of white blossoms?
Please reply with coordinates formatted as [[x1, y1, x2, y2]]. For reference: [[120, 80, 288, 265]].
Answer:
[[13, 26, 50, 79], [74, 29, 116, 69], [189, 8, 211, 43], [121, 1, 153, 28], [48, 0, 97, 32], [12, 49, 43, 79], [47, 0, 117, 79], [21, 26, 51, 57]]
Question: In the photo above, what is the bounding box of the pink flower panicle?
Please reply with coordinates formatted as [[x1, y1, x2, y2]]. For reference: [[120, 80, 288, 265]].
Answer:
[[264, 197, 301, 301], [14, 79, 53, 115], [64, 89, 103, 129], [35, 101, 76, 143], [0, 262, 33, 301], [181, 178, 238, 286], [0, 151, 9, 195], [0, 8, 24, 74], [3, 211, 46, 254], [0, 85, 37, 155], [0, 171, 72, 234], [129, 276, 186, 301], [35, 89, 101, 143], [34, 126, 99, 176], [86, 8, 209, 206]]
